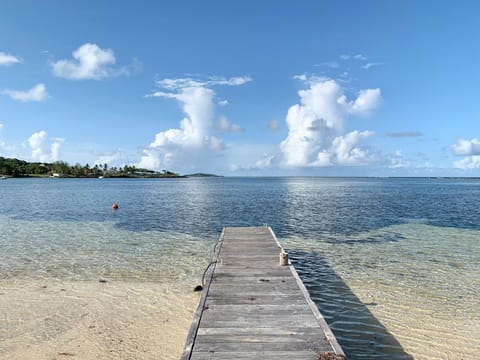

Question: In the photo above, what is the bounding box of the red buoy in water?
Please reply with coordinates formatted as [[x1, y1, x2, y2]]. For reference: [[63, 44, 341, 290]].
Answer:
[[112, 202, 119, 210]]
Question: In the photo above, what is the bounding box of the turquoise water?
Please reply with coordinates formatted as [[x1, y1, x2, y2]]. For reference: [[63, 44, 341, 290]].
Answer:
[[0, 177, 479, 359]]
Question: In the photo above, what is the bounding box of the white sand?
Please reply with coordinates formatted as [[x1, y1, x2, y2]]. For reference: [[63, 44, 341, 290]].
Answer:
[[0, 279, 199, 359]]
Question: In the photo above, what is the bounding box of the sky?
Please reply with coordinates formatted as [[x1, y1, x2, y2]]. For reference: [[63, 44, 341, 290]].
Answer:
[[1, 0, 480, 176]]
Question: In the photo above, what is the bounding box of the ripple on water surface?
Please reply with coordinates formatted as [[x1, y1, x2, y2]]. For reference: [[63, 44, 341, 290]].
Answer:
[[0, 215, 214, 359], [284, 223, 480, 360], [1, 178, 480, 359]]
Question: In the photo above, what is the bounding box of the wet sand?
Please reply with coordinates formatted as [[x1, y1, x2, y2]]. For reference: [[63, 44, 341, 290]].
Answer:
[[0, 279, 198, 359]]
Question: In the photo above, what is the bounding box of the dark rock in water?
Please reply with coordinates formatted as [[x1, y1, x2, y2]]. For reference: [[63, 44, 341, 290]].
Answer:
[[193, 285, 203, 292], [99, 279, 107, 283]]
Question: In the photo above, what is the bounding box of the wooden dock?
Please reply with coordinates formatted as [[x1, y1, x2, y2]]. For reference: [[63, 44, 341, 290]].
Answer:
[[181, 226, 346, 359]]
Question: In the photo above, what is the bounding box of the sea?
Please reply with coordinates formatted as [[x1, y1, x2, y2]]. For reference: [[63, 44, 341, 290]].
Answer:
[[0, 177, 478, 359]]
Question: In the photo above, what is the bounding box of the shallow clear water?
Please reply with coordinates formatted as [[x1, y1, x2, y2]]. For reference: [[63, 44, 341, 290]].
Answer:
[[0, 177, 479, 359]]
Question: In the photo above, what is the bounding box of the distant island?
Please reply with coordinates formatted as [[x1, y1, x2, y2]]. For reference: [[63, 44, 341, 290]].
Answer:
[[184, 173, 223, 178], [0, 157, 185, 178]]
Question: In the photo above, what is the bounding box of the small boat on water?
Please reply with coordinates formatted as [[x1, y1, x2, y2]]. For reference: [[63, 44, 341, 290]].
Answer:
[[0, 176, 7, 180]]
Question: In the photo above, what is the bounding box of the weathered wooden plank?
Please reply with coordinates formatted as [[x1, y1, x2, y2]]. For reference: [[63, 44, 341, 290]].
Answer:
[[200, 311, 316, 323], [212, 274, 294, 280], [202, 304, 312, 312], [180, 229, 225, 360], [192, 340, 331, 352], [205, 297, 307, 306], [198, 318, 320, 329], [214, 268, 291, 274], [190, 351, 319, 360], [208, 286, 300, 295], [196, 326, 326, 336], [194, 334, 328, 344]]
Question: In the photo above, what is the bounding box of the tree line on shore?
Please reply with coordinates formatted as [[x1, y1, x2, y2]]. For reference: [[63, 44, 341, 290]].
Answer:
[[0, 157, 181, 178]]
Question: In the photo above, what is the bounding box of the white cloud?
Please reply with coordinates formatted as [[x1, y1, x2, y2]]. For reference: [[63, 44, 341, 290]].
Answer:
[[349, 88, 382, 117], [218, 99, 229, 106], [50, 43, 126, 80], [280, 78, 381, 168], [451, 138, 480, 156], [453, 156, 480, 169], [293, 74, 307, 81], [0, 52, 21, 66], [27, 131, 64, 162], [51, 138, 63, 161], [229, 151, 277, 172], [2, 83, 48, 102], [94, 150, 128, 167], [155, 76, 252, 90], [140, 75, 251, 171], [340, 54, 367, 61], [0, 123, 5, 153], [363, 62, 383, 70], [353, 54, 367, 61], [451, 138, 480, 170], [216, 116, 244, 132], [267, 120, 282, 132], [388, 150, 410, 169], [330, 130, 375, 165]]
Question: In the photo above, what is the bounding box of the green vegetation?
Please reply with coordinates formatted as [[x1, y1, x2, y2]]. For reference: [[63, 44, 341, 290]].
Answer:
[[0, 157, 184, 178]]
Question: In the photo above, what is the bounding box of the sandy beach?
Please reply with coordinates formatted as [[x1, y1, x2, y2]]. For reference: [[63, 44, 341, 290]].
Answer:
[[0, 279, 198, 359]]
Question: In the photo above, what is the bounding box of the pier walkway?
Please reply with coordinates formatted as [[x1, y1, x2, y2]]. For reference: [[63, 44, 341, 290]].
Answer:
[[181, 226, 345, 360]]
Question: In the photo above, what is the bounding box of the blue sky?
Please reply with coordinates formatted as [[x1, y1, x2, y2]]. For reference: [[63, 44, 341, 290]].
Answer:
[[1, 1, 480, 176]]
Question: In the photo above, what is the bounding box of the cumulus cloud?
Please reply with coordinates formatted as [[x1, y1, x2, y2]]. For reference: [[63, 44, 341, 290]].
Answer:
[[453, 156, 480, 169], [349, 88, 382, 117], [50, 43, 127, 80], [140, 75, 250, 171], [215, 116, 244, 132], [451, 138, 480, 156], [0, 52, 21, 66], [330, 130, 375, 165], [451, 138, 480, 169], [279, 78, 381, 168], [27, 131, 64, 162], [2, 83, 48, 102]]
